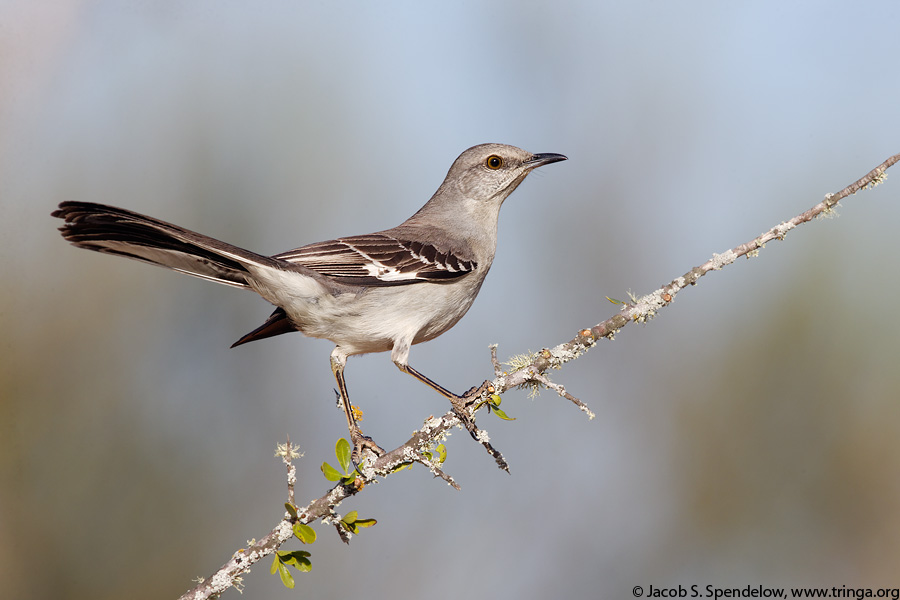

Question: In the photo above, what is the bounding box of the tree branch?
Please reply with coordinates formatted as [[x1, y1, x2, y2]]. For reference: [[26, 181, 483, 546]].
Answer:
[[179, 153, 898, 600]]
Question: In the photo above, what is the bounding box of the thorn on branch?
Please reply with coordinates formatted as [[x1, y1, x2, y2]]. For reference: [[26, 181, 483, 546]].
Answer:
[[489, 343, 503, 377], [529, 371, 595, 420], [415, 455, 460, 490], [275, 438, 303, 508], [334, 521, 353, 545], [454, 385, 510, 472]]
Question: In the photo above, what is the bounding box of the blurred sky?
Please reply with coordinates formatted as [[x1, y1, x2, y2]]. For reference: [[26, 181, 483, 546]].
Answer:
[[2, 2, 900, 599]]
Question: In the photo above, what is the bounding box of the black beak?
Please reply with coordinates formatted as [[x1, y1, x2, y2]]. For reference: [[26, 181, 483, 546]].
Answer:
[[525, 153, 568, 169]]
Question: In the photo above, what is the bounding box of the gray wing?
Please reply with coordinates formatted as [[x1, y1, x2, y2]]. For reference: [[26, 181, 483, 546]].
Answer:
[[272, 232, 478, 286]]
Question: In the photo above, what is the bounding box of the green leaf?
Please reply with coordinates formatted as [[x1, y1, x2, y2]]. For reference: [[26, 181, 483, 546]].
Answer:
[[294, 554, 312, 572], [281, 550, 311, 568], [270, 555, 279, 575], [284, 503, 298, 520], [277, 560, 295, 588], [340, 510, 360, 534], [293, 523, 316, 544], [335, 438, 352, 473], [340, 510, 375, 534], [492, 407, 515, 421], [435, 444, 447, 463], [490, 394, 502, 406], [321, 462, 343, 481]]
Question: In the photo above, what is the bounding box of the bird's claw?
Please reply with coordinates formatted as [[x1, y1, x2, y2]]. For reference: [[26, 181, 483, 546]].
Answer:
[[350, 429, 385, 465]]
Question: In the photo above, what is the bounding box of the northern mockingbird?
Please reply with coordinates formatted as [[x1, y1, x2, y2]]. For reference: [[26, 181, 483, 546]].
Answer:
[[53, 143, 567, 456]]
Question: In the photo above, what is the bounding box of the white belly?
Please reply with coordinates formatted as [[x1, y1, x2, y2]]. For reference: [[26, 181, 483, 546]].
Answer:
[[246, 265, 486, 357]]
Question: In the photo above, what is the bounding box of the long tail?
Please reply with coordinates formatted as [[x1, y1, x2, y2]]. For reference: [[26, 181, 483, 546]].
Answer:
[[53, 201, 281, 289]]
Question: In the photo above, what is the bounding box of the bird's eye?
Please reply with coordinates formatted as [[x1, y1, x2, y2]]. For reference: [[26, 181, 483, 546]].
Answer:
[[486, 155, 503, 170]]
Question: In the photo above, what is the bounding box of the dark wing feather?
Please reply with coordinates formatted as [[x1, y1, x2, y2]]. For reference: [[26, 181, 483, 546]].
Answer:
[[272, 233, 477, 286]]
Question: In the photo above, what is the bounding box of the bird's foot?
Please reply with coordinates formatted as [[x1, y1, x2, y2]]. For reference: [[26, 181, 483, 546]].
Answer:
[[350, 428, 385, 465]]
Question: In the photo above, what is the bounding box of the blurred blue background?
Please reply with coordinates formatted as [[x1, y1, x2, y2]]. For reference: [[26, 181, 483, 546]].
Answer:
[[2, 2, 900, 598]]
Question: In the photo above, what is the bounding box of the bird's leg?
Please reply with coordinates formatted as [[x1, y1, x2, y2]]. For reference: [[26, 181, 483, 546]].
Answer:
[[396, 362, 467, 411], [394, 360, 509, 472], [331, 350, 384, 461]]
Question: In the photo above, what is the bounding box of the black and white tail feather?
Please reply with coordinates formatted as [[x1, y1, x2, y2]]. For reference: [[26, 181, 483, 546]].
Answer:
[[53, 202, 282, 289]]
